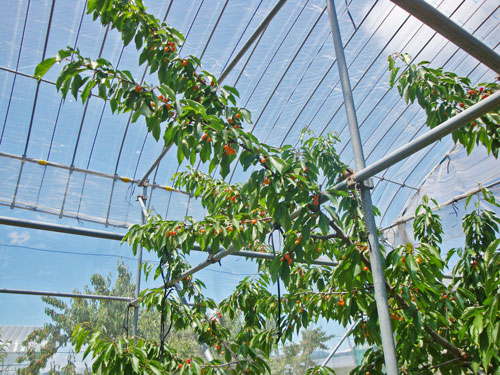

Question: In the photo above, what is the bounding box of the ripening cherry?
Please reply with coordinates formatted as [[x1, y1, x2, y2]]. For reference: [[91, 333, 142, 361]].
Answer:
[[182, 60, 187, 67], [135, 85, 141, 93]]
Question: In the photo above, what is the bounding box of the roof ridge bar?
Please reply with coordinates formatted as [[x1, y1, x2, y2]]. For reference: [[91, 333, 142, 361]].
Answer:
[[219, 0, 288, 83], [391, 0, 500, 74]]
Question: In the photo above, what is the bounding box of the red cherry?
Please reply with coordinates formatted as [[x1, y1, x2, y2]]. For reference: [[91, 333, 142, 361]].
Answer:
[[135, 85, 141, 93], [182, 60, 187, 67]]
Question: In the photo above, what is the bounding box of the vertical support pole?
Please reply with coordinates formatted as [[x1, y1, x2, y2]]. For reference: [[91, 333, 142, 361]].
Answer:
[[325, 2, 399, 375], [132, 185, 147, 338]]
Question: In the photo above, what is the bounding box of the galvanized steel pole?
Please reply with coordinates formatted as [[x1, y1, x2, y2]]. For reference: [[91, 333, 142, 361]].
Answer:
[[333, 91, 500, 191], [391, 0, 500, 74], [132, 188, 147, 338], [326, 1, 399, 374], [219, 0, 288, 83]]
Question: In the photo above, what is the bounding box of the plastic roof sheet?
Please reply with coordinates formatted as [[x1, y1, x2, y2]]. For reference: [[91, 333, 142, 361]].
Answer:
[[0, 0, 499, 230]]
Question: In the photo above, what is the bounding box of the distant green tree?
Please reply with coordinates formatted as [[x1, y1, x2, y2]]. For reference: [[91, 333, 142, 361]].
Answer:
[[0, 329, 10, 374], [271, 327, 334, 375], [17, 262, 203, 374]]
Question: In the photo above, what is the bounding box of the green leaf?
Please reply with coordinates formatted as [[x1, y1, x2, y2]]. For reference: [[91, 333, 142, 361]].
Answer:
[[240, 108, 252, 123], [406, 254, 417, 281], [389, 66, 400, 88], [131, 355, 140, 372], [34, 57, 57, 79], [222, 85, 240, 98], [269, 156, 285, 173], [319, 213, 329, 235], [484, 238, 500, 265], [56, 49, 71, 62], [158, 84, 176, 101], [461, 305, 485, 321]]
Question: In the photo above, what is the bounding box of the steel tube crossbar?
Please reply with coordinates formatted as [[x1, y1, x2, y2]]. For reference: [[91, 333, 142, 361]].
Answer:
[[0, 215, 124, 241], [0, 288, 132, 302], [390, 0, 500, 74], [333, 91, 500, 192], [0, 215, 338, 266], [219, 0, 287, 83], [0, 152, 187, 195], [326, 1, 399, 374], [381, 180, 500, 233]]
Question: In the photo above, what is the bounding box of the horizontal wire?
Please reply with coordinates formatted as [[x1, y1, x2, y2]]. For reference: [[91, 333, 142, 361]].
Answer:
[[0, 242, 258, 277]]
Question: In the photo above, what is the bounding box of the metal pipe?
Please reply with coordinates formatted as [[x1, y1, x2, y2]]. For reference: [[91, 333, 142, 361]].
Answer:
[[0, 216, 339, 267], [381, 179, 500, 233], [218, 0, 287, 83], [390, 0, 500, 74], [0, 151, 187, 195], [133, 191, 147, 338], [139, 146, 171, 186], [0, 288, 132, 302], [321, 320, 359, 367], [333, 91, 500, 191], [326, 1, 399, 374], [0, 215, 124, 240]]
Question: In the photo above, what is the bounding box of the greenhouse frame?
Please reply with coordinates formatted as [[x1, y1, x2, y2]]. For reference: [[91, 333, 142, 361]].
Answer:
[[0, 0, 499, 374]]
